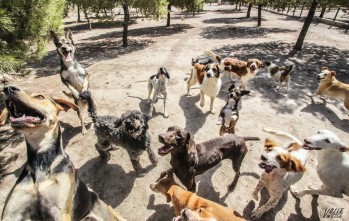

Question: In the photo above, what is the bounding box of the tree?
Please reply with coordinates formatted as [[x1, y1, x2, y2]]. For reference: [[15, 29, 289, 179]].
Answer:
[[246, 3, 253, 18], [294, 0, 318, 50]]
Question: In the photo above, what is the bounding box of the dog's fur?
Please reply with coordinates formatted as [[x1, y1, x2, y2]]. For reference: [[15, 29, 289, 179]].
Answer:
[[1, 86, 126, 221], [251, 128, 307, 220], [264, 60, 295, 92], [205, 50, 264, 90], [310, 66, 349, 112], [217, 84, 250, 135], [147, 67, 170, 118], [187, 63, 222, 114], [150, 171, 246, 221], [50, 29, 90, 134], [157, 126, 259, 192], [80, 91, 157, 176], [291, 130, 349, 198]]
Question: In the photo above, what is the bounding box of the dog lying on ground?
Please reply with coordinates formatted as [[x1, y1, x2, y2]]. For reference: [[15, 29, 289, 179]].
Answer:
[[310, 66, 349, 112], [148, 67, 170, 118], [0, 86, 126, 221], [264, 60, 296, 92], [251, 128, 307, 220], [205, 50, 264, 90], [79, 91, 157, 176], [291, 130, 349, 198], [150, 171, 246, 221], [217, 84, 250, 135], [50, 29, 90, 134], [187, 63, 222, 114], [157, 126, 259, 192]]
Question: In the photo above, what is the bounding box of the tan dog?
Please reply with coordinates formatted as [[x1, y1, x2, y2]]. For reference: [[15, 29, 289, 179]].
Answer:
[[310, 66, 349, 112], [1, 86, 126, 221], [151, 171, 246, 221]]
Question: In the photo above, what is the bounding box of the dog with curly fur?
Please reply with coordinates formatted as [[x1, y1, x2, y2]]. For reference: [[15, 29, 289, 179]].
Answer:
[[80, 91, 158, 176]]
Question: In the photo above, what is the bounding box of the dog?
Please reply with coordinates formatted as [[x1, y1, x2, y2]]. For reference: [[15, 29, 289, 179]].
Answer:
[[217, 84, 250, 135], [157, 126, 259, 192], [205, 50, 264, 90], [50, 29, 90, 134], [251, 128, 307, 220], [310, 66, 349, 112], [187, 63, 222, 114], [0, 86, 126, 221], [264, 60, 295, 92], [150, 171, 246, 221], [79, 91, 157, 176], [291, 130, 349, 198], [147, 67, 170, 118]]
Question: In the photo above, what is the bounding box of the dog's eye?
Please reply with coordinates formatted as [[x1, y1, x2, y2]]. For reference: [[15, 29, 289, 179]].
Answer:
[[35, 95, 45, 99], [57, 42, 62, 47], [324, 138, 331, 143]]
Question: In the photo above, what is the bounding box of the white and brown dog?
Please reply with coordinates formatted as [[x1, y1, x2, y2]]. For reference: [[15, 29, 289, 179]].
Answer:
[[264, 60, 295, 92], [148, 67, 170, 118], [251, 128, 307, 220], [291, 130, 349, 198], [310, 66, 349, 112], [205, 50, 264, 90], [187, 63, 222, 114]]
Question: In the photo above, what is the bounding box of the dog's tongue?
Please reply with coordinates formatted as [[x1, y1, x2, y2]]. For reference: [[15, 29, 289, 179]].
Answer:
[[158, 145, 173, 155], [172, 216, 182, 221], [10, 115, 41, 124], [65, 52, 72, 61]]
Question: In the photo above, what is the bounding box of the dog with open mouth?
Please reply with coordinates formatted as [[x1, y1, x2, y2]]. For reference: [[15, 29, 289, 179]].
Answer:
[[251, 128, 307, 220], [291, 130, 349, 199], [0, 86, 126, 221], [50, 29, 90, 134]]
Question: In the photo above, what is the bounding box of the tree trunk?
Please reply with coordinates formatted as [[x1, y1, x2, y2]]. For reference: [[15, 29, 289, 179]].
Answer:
[[77, 1, 81, 22], [122, 2, 129, 47], [300, 2, 305, 17], [239, 0, 242, 11], [246, 3, 253, 18], [293, 6, 297, 16], [294, 0, 318, 50], [258, 4, 262, 27], [192, 0, 195, 16], [333, 7, 340, 21], [287, 5, 291, 14], [83, 8, 91, 30], [319, 7, 326, 18], [167, 4, 171, 27]]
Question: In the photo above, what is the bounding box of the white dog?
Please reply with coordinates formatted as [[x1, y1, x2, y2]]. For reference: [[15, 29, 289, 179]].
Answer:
[[291, 130, 349, 198], [148, 67, 170, 118], [251, 128, 307, 220]]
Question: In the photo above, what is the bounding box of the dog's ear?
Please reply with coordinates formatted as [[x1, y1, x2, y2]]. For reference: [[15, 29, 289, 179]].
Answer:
[[264, 138, 277, 150], [50, 30, 60, 46], [65, 29, 73, 40], [214, 64, 220, 77], [241, 90, 250, 96], [287, 156, 306, 172], [162, 67, 170, 79], [52, 98, 79, 113], [330, 71, 336, 76], [186, 132, 198, 166], [322, 66, 328, 71], [247, 59, 252, 67], [258, 60, 264, 68], [0, 108, 9, 126], [228, 83, 236, 92]]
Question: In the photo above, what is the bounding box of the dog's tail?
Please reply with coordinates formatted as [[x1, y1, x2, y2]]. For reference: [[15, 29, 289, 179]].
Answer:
[[79, 91, 98, 123], [204, 50, 222, 64], [243, 137, 260, 141], [262, 127, 302, 145]]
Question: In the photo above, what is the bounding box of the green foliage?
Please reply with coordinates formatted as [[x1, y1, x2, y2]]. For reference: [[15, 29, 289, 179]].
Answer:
[[169, 0, 205, 11], [134, 0, 168, 19]]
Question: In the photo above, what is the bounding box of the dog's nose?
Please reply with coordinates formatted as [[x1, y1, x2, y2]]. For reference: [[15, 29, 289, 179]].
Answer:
[[304, 139, 311, 144], [3, 86, 20, 95], [261, 155, 267, 161], [181, 209, 188, 219]]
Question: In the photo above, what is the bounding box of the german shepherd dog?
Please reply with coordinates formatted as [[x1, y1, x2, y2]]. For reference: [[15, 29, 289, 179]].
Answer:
[[50, 29, 90, 134], [0, 86, 126, 221]]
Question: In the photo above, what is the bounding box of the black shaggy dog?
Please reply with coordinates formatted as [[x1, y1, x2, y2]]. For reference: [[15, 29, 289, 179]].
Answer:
[[80, 91, 158, 176]]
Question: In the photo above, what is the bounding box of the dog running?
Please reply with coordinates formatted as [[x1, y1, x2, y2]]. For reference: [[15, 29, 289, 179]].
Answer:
[[264, 60, 296, 92]]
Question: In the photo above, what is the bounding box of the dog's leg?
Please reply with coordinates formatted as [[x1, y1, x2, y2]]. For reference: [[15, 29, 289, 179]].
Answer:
[[128, 151, 144, 177], [148, 91, 158, 117], [344, 96, 349, 113], [77, 100, 87, 134], [96, 137, 111, 162], [291, 185, 343, 198], [147, 147, 158, 165], [251, 193, 283, 220], [228, 145, 247, 191], [163, 92, 169, 118], [252, 180, 264, 201], [186, 69, 197, 96], [240, 77, 248, 90], [209, 96, 216, 114], [147, 81, 153, 104], [157, 168, 174, 182], [68, 84, 81, 99], [200, 90, 205, 108]]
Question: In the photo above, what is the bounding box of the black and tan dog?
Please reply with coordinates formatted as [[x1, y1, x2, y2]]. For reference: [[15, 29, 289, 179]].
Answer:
[[0, 86, 126, 221], [157, 126, 259, 192], [50, 29, 90, 134]]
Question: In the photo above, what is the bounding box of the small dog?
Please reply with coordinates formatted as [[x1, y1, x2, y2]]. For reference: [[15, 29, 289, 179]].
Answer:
[[80, 91, 157, 176], [217, 84, 250, 135], [310, 66, 349, 112], [251, 128, 307, 220], [157, 126, 259, 192], [187, 63, 222, 114], [150, 171, 246, 221], [264, 60, 295, 92], [50, 29, 90, 134], [1, 86, 125, 221], [147, 67, 170, 118], [291, 130, 349, 198], [205, 50, 264, 90]]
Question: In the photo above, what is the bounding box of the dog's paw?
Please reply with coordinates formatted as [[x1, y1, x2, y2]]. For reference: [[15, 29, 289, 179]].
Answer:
[[210, 110, 216, 114], [290, 187, 303, 198], [164, 113, 169, 118], [137, 171, 146, 178], [252, 191, 259, 201], [251, 208, 264, 220]]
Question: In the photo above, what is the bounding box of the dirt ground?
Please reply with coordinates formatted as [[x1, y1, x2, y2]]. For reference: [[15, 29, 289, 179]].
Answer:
[[1, 4, 349, 221]]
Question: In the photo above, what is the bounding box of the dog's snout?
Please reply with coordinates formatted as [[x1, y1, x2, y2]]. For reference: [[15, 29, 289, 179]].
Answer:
[[261, 155, 267, 161], [3, 86, 20, 95], [304, 139, 311, 144], [181, 209, 188, 219]]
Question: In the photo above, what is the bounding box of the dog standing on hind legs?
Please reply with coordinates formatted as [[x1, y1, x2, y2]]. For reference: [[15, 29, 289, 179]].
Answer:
[[0, 86, 125, 221], [50, 29, 90, 134], [148, 67, 170, 118]]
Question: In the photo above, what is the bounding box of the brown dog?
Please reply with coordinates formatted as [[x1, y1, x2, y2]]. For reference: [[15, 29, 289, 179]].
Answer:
[[150, 171, 246, 221], [158, 126, 259, 192], [310, 66, 349, 112]]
